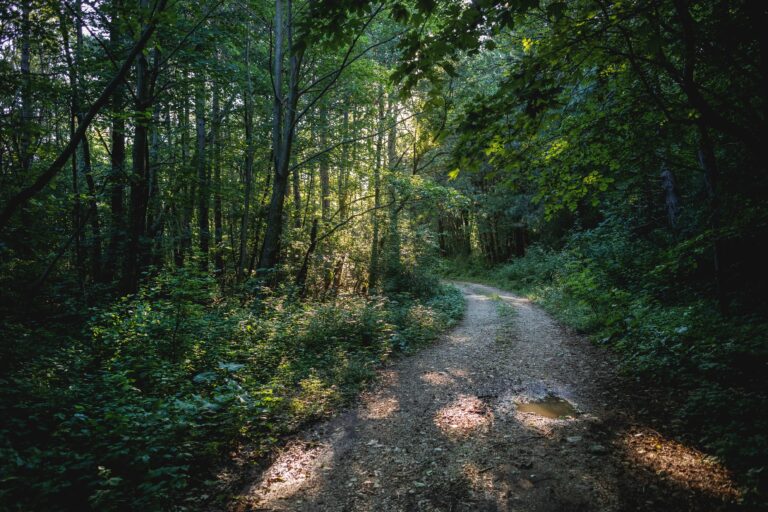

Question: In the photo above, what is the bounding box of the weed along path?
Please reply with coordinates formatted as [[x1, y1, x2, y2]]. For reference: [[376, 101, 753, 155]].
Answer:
[[232, 283, 741, 512]]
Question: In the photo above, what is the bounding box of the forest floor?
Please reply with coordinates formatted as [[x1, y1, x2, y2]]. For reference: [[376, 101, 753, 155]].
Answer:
[[229, 282, 742, 512]]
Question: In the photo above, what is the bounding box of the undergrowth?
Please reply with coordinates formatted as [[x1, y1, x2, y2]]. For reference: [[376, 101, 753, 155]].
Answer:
[[0, 271, 464, 511], [443, 243, 768, 503]]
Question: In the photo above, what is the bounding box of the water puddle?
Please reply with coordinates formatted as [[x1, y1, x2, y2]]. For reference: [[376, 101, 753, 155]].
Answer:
[[516, 395, 578, 419]]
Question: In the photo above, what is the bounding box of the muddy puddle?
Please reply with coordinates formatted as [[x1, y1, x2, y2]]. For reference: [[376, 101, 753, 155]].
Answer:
[[516, 395, 578, 419]]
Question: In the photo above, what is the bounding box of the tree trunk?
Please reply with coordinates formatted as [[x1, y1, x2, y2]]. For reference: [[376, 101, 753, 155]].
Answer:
[[259, 0, 304, 274], [195, 70, 209, 271], [295, 218, 318, 295], [319, 105, 331, 222], [338, 108, 350, 221], [368, 88, 385, 291], [698, 125, 727, 313], [19, 0, 32, 175], [212, 81, 224, 275], [59, 8, 84, 283], [660, 163, 680, 230], [177, 82, 193, 267], [383, 94, 400, 288], [75, 4, 102, 280], [106, 0, 125, 281], [123, 0, 152, 292], [238, 33, 255, 280]]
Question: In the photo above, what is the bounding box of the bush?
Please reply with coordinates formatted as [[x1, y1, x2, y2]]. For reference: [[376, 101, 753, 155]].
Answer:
[[442, 233, 768, 501], [0, 269, 465, 511]]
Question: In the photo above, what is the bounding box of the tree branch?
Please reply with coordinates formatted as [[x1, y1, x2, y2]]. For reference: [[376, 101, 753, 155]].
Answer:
[[0, 0, 168, 231]]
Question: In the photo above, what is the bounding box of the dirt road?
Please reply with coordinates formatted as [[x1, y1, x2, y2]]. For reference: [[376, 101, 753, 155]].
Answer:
[[232, 282, 740, 511]]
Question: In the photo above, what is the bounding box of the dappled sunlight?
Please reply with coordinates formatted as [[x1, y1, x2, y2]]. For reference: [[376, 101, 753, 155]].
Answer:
[[434, 394, 493, 439], [421, 367, 472, 387], [516, 395, 578, 419], [242, 439, 335, 507], [421, 370, 455, 386], [361, 394, 399, 420], [375, 369, 400, 387], [465, 292, 492, 302], [461, 461, 514, 510], [448, 368, 471, 379], [497, 294, 530, 305], [231, 283, 745, 511], [619, 426, 742, 501]]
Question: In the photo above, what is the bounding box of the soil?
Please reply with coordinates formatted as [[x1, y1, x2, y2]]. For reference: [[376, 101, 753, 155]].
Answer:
[[230, 282, 742, 512]]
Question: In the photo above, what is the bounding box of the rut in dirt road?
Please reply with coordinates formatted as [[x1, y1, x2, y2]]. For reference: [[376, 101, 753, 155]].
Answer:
[[233, 283, 741, 512]]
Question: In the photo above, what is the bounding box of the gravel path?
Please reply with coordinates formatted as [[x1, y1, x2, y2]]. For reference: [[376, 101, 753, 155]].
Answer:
[[231, 282, 740, 512]]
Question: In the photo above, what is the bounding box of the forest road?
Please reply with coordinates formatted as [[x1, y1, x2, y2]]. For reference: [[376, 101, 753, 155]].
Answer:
[[232, 282, 740, 512]]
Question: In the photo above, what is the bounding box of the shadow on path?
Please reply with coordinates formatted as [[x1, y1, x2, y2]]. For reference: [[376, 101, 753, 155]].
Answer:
[[231, 283, 741, 512]]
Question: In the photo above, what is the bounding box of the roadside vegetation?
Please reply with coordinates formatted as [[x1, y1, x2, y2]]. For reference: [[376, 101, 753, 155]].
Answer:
[[1, 266, 463, 510], [443, 242, 767, 501]]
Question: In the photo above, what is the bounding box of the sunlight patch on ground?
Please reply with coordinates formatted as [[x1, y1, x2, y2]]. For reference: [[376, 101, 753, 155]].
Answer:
[[462, 461, 513, 509], [362, 394, 399, 420], [620, 426, 741, 501], [421, 371, 455, 386], [238, 438, 336, 510], [497, 294, 530, 304], [434, 395, 493, 439], [258, 441, 328, 490], [421, 368, 471, 387]]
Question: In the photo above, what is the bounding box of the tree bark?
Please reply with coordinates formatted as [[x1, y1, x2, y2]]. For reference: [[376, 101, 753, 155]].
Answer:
[[698, 125, 727, 313], [195, 69, 209, 271], [660, 163, 680, 230], [212, 80, 224, 275], [106, 0, 126, 281], [19, 0, 32, 176], [383, 94, 400, 288], [123, 0, 154, 292], [319, 105, 331, 222], [368, 88, 385, 291], [75, 2, 102, 280], [238, 32, 255, 280], [259, 0, 304, 274]]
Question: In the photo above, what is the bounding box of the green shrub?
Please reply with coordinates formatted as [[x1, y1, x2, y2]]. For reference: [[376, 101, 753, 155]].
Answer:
[[0, 269, 465, 511], [443, 236, 767, 501]]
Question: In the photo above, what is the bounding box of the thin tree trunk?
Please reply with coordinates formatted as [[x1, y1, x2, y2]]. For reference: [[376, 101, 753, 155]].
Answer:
[[319, 105, 331, 222], [338, 108, 350, 220], [123, 0, 152, 292], [75, 2, 102, 280], [195, 70, 209, 271], [212, 81, 224, 275], [295, 217, 318, 294], [698, 125, 727, 313], [147, 97, 162, 267], [106, 0, 125, 281], [178, 82, 193, 267], [384, 94, 400, 288], [368, 88, 385, 291], [238, 32, 255, 280], [59, 9, 84, 283], [660, 163, 680, 230], [19, 0, 32, 175]]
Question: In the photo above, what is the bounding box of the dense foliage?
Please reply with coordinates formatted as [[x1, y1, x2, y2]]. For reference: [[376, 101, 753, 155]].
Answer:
[[1, 0, 766, 509], [0, 0, 466, 509], [433, 0, 767, 503], [1, 266, 462, 509]]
